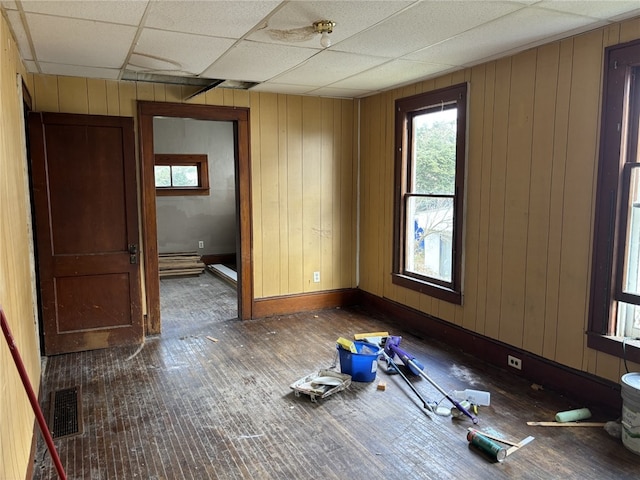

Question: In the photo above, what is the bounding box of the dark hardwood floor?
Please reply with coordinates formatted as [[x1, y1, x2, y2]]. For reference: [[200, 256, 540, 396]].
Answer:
[[33, 274, 639, 479]]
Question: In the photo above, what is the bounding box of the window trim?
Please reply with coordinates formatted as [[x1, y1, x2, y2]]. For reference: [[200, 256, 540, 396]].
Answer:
[[588, 38, 640, 364], [392, 83, 468, 305], [154, 153, 210, 196]]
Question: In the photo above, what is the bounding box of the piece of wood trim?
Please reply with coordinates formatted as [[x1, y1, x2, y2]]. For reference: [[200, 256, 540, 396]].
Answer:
[[201, 253, 236, 266], [526, 422, 607, 427], [252, 289, 359, 318]]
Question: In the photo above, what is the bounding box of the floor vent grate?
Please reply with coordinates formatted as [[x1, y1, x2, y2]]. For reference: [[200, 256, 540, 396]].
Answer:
[[49, 386, 82, 439]]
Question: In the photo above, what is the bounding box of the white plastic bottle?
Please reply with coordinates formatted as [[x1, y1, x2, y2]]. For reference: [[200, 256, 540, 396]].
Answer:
[[452, 389, 491, 406]]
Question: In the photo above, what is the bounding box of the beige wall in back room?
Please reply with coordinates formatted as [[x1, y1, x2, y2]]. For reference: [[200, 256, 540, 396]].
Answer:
[[358, 16, 640, 386]]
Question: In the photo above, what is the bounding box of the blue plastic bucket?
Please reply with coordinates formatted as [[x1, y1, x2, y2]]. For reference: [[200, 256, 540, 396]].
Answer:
[[337, 341, 381, 382]]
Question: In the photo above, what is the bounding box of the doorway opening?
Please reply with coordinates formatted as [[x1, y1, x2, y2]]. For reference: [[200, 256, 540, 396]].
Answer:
[[138, 102, 252, 335]]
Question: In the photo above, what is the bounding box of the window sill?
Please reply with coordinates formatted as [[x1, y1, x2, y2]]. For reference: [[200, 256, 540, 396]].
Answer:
[[391, 273, 462, 305], [156, 188, 210, 197], [587, 332, 640, 365]]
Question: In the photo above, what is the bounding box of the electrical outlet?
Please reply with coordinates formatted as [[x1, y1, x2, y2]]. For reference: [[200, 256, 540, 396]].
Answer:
[[198, 241, 204, 249], [313, 271, 320, 283], [508, 355, 522, 370]]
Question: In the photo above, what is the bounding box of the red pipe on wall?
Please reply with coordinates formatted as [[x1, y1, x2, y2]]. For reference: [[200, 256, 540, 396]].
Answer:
[[1, 307, 67, 480]]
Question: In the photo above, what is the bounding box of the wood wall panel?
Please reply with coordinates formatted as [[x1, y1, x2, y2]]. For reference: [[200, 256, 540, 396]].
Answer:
[[258, 92, 280, 298], [0, 14, 41, 480], [286, 95, 304, 290], [485, 57, 511, 341], [462, 64, 486, 332], [475, 61, 497, 336], [320, 97, 334, 289], [523, 42, 560, 356], [277, 94, 290, 293], [58, 76, 88, 113], [358, 17, 640, 385], [499, 50, 536, 348], [555, 30, 604, 370], [87, 79, 108, 115], [301, 96, 322, 293]]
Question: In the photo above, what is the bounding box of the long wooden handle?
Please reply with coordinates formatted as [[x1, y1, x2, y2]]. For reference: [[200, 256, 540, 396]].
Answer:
[[527, 421, 606, 427]]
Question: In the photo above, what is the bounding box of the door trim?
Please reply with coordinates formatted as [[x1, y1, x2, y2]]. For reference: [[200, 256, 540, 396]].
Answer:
[[137, 101, 253, 333]]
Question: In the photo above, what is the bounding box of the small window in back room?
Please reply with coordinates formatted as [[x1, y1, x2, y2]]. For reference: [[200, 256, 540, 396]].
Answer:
[[154, 153, 209, 196]]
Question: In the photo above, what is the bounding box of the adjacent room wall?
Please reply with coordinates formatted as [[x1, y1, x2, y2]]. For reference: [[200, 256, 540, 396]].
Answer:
[[0, 13, 41, 480], [154, 117, 236, 256], [358, 17, 640, 386]]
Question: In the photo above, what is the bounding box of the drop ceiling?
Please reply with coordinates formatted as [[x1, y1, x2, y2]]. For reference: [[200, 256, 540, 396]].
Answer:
[[2, 0, 639, 99]]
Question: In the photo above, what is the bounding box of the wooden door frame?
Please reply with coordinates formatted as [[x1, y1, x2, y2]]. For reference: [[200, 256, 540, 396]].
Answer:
[[137, 101, 252, 333]]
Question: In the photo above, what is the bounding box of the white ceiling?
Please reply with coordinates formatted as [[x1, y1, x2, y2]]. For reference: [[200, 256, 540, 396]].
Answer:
[[2, 0, 640, 99]]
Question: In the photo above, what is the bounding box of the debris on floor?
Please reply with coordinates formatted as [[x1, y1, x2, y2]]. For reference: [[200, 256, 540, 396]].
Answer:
[[467, 428, 535, 461], [290, 369, 351, 402]]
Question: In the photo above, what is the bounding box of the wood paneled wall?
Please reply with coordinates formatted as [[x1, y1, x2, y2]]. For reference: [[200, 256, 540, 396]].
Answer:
[[0, 14, 40, 480], [29, 74, 359, 300], [359, 17, 640, 385]]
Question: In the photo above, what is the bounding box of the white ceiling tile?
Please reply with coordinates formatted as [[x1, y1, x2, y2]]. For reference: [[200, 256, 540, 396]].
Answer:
[[271, 50, 390, 86], [134, 28, 236, 76], [330, 59, 455, 91], [250, 82, 316, 95], [332, 1, 526, 58], [39, 62, 121, 79], [127, 52, 189, 75], [1, 1, 17, 10], [248, 0, 414, 46], [405, 6, 599, 66], [307, 85, 373, 98], [20, 0, 148, 25], [6, 9, 33, 61], [537, 0, 640, 20], [202, 41, 316, 82], [27, 13, 136, 68], [144, 0, 280, 38]]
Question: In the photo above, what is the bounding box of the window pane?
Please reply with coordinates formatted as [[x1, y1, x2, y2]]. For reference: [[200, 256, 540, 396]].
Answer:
[[172, 165, 199, 187], [616, 301, 640, 338], [405, 196, 453, 282], [154, 165, 171, 187], [622, 167, 640, 296], [411, 108, 457, 195]]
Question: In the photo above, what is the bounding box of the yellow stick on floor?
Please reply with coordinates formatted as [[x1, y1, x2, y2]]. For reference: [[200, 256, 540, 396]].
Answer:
[[527, 422, 606, 427], [353, 332, 389, 340]]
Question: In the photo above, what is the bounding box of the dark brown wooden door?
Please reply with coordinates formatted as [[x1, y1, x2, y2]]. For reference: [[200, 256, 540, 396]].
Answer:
[[29, 112, 143, 355]]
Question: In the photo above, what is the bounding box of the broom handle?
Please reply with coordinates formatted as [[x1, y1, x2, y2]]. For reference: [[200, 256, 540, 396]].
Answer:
[[1, 307, 67, 479], [381, 351, 432, 411], [404, 356, 478, 424]]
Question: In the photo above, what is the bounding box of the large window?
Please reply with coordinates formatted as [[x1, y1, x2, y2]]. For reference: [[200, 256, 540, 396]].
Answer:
[[393, 83, 467, 304], [589, 39, 640, 363]]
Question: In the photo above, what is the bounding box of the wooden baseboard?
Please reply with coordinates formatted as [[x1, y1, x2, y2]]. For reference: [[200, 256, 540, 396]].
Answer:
[[201, 253, 236, 266], [357, 290, 622, 414], [252, 288, 359, 318]]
